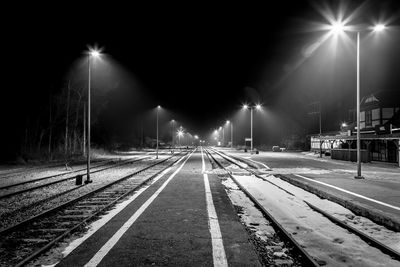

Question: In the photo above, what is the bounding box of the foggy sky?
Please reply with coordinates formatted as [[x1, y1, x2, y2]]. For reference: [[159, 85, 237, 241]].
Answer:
[[2, 1, 400, 156]]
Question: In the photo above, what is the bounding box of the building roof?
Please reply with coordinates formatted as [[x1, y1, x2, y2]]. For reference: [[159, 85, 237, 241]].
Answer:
[[361, 91, 400, 107]]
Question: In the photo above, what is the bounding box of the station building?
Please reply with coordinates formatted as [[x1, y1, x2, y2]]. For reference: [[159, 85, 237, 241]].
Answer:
[[310, 91, 400, 166]]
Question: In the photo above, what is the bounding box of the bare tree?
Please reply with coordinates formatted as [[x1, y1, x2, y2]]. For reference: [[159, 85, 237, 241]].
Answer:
[[48, 95, 53, 157], [65, 80, 71, 155]]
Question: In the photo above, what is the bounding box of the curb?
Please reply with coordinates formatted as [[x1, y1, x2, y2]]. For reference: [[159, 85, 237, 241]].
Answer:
[[276, 174, 400, 232]]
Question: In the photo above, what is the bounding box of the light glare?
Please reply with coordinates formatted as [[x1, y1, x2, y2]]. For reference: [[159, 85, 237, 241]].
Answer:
[[256, 104, 261, 110], [373, 24, 386, 32], [329, 21, 346, 35], [90, 50, 101, 58]]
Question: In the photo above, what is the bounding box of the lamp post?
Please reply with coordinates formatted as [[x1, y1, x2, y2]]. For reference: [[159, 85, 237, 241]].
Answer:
[[219, 126, 224, 146], [226, 120, 233, 149], [242, 103, 261, 151], [85, 48, 101, 184], [171, 119, 175, 149], [156, 105, 161, 159], [178, 128, 183, 148], [328, 22, 386, 179]]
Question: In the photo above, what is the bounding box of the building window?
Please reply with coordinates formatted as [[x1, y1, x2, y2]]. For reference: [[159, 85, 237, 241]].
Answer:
[[372, 108, 380, 120], [382, 108, 394, 119], [365, 110, 372, 127]]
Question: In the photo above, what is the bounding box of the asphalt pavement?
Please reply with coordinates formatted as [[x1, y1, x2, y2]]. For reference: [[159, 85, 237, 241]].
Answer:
[[56, 149, 260, 266]]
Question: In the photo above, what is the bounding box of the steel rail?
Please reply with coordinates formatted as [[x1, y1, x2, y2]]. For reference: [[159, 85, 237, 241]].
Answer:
[[208, 147, 400, 263], [0, 158, 118, 190], [0, 157, 150, 199], [0, 154, 182, 236], [0, 158, 109, 179], [13, 152, 188, 267], [204, 148, 319, 267], [304, 200, 400, 261]]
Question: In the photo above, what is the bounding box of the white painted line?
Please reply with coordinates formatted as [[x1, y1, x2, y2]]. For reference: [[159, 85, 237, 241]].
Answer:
[[201, 148, 228, 267], [294, 174, 400, 212], [62, 167, 172, 259], [201, 147, 206, 173], [84, 151, 194, 267], [59, 154, 189, 261]]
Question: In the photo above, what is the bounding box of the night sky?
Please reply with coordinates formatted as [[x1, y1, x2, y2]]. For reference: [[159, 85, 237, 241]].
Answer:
[[2, 1, 400, 158]]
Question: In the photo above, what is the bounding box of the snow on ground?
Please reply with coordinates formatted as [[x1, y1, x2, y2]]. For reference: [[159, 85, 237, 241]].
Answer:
[[35, 165, 174, 267], [231, 173, 400, 266], [221, 178, 276, 241], [258, 174, 400, 252], [268, 168, 331, 175]]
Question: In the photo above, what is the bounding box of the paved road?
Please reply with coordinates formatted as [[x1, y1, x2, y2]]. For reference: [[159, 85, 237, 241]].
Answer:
[[56, 149, 260, 266]]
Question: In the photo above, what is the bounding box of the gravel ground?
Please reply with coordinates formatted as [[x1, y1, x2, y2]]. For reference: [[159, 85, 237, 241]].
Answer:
[[0, 155, 140, 186], [0, 155, 171, 231]]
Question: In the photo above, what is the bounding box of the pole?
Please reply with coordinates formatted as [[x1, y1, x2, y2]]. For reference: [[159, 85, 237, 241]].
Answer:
[[171, 121, 174, 149], [251, 107, 253, 151], [222, 127, 225, 146], [156, 107, 159, 159], [83, 103, 86, 155], [355, 31, 363, 179], [231, 122, 233, 149], [86, 55, 91, 183], [319, 102, 322, 158]]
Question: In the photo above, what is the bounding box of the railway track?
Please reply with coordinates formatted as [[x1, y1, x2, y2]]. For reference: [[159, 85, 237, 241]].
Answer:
[[0, 151, 189, 266], [0, 156, 150, 200], [0, 158, 111, 179], [0, 156, 159, 231], [204, 148, 319, 266], [205, 147, 400, 266]]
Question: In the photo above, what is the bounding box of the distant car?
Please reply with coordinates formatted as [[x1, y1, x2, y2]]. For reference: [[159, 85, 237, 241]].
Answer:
[[272, 146, 281, 152]]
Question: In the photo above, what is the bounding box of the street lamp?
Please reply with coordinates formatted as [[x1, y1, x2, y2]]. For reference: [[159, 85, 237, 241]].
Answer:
[[221, 126, 225, 146], [85, 47, 101, 184], [242, 103, 262, 151], [171, 119, 175, 149], [156, 105, 161, 159], [226, 120, 233, 149], [177, 129, 183, 148], [328, 21, 386, 179]]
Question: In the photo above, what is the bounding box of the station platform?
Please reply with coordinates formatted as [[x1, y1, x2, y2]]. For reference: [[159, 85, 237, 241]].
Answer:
[[56, 150, 260, 266], [219, 148, 400, 232]]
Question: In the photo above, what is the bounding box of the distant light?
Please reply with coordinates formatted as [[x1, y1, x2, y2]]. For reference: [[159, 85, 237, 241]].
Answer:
[[226, 120, 230, 124], [373, 24, 386, 32], [214, 130, 218, 134], [219, 126, 222, 130], [329, 21, 346, 35], [255, 104, 262, 110], [341, 123, 347, 127], [157, 105, 161, 109], [177, 130, 184, 137], [242, 104, 248, 109], [89, 50, 101, 58], [194, 135, 199, 139]]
